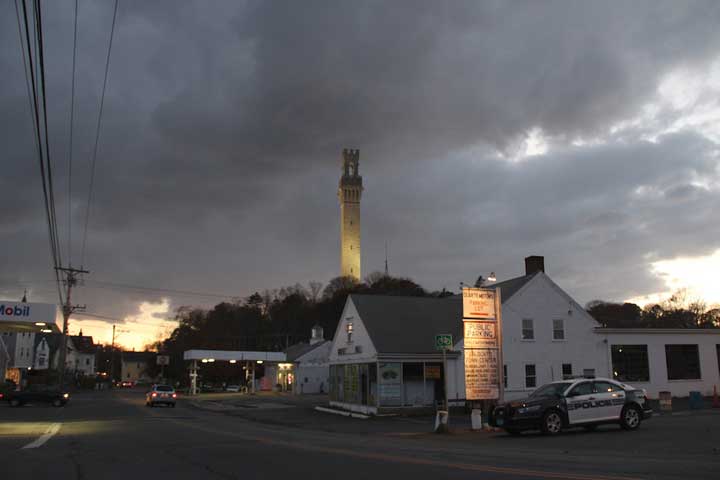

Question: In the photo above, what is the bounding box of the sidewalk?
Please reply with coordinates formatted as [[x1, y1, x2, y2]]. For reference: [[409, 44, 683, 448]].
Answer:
[[184, 392, 464, 435]]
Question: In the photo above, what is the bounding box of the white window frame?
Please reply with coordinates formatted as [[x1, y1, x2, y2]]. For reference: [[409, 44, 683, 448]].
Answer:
[[553, 319, 565, 340], [521, 318, 534, 340]]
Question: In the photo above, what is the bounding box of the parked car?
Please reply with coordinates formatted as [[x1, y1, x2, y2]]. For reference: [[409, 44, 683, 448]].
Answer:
[[225, 385, 240, 392], [146, 384, 177, 407], [119, 380, 134, 388], [489, 377, 652, 435], [2, 384, 70, 407]]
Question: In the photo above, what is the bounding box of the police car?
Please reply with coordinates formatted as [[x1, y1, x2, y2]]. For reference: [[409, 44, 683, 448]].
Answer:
[[489, 377, 652, 435]]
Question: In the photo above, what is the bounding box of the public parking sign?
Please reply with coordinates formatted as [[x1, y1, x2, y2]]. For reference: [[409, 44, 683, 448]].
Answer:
[[435, 334, 453, 351]]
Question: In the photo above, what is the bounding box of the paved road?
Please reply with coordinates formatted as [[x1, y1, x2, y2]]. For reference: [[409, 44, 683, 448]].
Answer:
[[1, 390, 718, 480]]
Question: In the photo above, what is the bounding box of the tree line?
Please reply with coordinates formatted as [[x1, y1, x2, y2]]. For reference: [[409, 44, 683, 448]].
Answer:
[[146, 273, 447, 381], [586, 290, 720, 329], [139, 275, 718, 382]]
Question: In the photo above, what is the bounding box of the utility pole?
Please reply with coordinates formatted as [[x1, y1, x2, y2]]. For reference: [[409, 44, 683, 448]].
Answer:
[[109, 325, 128, 386], [110, 324, 117, 385], [56, 266, 89, 386]]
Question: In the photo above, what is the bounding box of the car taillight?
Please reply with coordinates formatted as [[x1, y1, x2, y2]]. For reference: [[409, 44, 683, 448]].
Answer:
[[152, 392, 157, 397], [172, 393, 177, 398]]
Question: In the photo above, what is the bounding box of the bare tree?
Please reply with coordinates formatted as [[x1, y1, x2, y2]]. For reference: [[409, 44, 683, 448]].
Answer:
[[308, 281, 323, 302]]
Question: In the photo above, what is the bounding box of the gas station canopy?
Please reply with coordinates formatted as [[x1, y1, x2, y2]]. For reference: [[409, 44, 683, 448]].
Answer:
[[183, 350, 286, 362], [0, 301, 61, 333]]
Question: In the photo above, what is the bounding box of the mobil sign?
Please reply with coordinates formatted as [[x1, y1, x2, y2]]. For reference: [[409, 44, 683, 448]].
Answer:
[[0, 301, 58, 326]]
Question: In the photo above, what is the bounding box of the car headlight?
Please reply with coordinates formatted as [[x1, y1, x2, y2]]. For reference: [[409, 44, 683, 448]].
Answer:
[[63, 393, 69, 399], [517, 404, 542, 414]]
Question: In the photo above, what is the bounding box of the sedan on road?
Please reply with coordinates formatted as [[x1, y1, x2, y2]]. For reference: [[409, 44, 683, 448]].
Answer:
[[146, 384, 177, 407], [489, 377, 652, 435], [2, 384, 70, 407]]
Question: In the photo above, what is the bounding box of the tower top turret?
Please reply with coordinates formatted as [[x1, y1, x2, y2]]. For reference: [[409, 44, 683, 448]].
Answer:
[[341, 148, 361, 181]]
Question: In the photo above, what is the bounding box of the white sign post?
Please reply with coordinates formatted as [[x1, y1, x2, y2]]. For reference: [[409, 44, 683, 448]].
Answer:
[[463, 287, 503, 429], [157, 355, 170, 381]]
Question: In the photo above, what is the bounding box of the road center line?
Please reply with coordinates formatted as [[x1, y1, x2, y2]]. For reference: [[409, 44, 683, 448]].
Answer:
[[21, 423, 61, 450]]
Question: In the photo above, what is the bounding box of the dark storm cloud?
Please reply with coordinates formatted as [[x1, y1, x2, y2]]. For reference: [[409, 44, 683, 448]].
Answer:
[[2, 0, 720, 330]]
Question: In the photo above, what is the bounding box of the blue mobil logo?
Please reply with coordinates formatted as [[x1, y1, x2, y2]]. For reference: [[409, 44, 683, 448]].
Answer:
[[0, 304, 31, 317]]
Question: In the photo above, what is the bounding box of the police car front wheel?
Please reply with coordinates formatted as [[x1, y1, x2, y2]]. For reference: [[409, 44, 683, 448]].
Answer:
[[620, 405, 641, 430], [541, 411, 563, 435]]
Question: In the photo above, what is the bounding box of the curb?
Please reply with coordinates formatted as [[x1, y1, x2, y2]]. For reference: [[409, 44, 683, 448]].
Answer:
[[314, 406, 369, 419]]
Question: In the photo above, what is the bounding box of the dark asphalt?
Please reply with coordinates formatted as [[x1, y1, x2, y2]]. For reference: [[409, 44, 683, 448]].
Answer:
[[1, 390, 719, 480]]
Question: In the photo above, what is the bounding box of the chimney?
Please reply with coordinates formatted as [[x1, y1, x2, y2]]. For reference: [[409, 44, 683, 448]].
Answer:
[[310, 325, 324, 345], [525, 256, 545, 275]]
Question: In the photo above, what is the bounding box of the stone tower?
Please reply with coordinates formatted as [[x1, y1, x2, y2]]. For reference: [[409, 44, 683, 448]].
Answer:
[[338, 148, 363, 280]]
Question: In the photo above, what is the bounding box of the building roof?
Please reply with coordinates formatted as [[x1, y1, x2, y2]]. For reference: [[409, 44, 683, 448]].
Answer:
[[347, 274, 540, 355], [34, 333, 62, 351], [121, 351, 155, 363], [70, 335, 95, 354], [285, 341, 328, 361], [488, 272, 538, 302], [349, 294, 463, 354]]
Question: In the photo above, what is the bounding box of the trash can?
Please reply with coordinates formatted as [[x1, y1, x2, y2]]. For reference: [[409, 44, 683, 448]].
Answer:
[[471, 409, 483, 430], [659, 391, 672, 412], [434, 410, 449, 433], [689, 391, 703, 410]]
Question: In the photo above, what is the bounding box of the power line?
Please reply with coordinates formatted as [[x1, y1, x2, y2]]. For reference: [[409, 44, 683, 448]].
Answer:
[[35, 0, 64, 272], [80, 0, 119, 269], [84, 280, 241, 301], [18, 0, 64, 304], [67, 0, 79, 266]]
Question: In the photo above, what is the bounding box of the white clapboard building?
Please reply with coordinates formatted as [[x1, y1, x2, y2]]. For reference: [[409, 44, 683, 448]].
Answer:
[[327, 256, 720, 414]]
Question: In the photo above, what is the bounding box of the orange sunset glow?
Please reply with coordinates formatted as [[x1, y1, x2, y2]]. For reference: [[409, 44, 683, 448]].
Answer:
[[70, 299, 177, 351]]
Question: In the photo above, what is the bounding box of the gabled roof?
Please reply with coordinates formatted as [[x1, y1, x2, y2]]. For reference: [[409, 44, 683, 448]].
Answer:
[[71, 335, 95, 354], [347, 273, 541, 355], [34, 333, 62, 352], [490, 272, 539, 303], [349, 294, 463, 354], [285, 341, 329, 361]]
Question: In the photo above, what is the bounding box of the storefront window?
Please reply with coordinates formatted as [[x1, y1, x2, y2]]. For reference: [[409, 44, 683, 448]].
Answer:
[[378, 362, 402, 406], [344, 364, 360, 404]]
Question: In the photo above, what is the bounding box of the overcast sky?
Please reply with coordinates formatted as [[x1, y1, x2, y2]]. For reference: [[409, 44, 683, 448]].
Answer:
[[2, 1, 720, 348]]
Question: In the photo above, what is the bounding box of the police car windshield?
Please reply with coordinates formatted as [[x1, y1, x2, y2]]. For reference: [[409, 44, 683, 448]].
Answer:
[[530, 382, 573, 398]]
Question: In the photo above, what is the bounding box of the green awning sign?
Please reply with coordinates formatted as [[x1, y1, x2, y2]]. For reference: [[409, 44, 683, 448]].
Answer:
[[435, 334, 453, 351]]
